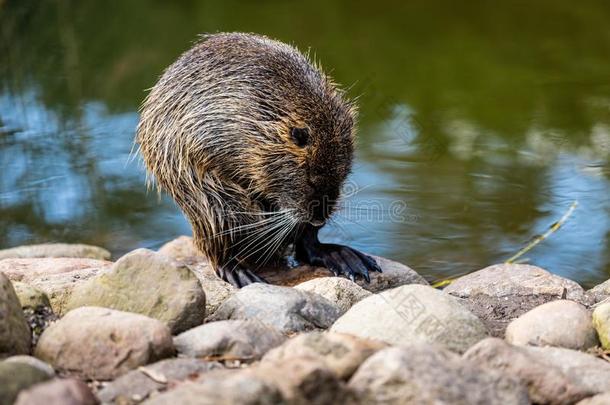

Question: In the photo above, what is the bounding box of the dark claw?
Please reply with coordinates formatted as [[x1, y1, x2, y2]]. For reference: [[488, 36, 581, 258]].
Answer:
[[217, 263, 267, 288], [296, 225, 382, 283]]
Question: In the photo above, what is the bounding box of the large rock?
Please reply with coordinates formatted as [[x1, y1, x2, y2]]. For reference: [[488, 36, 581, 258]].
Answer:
[[349, 344, 529, 405], [0, 243, 111, 260], [0, 258, 111, 314], [262, 331, 386, 379], [142, 369, 283, 405], [14, 378, 97, 405], [592, 302, 610, 349], [0, 273, 31, 357], [295, 277, 372, 314], [444, 263, 592, 337], [505, 300, 598, 350], [209, 283, 341, 334], [331, 284, 488, 353], [587, 279, 610, 304], [188, 263, 236, 319], [65, 249, 206, 333], [174, 320, 285, 361], [35, 306, 174, 380], [0, 361, 51, 405], [464, 338, 593, 404], [97, 358, 222, 404]]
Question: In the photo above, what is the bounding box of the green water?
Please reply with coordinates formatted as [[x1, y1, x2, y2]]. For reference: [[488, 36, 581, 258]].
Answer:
[[1, 0, 609, 286]]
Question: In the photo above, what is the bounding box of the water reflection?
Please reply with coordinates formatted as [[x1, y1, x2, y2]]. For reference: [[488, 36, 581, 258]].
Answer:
[[1, 0, 609, 286]]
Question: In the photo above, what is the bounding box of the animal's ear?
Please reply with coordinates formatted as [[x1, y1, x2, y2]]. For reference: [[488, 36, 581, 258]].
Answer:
[[290, 127, 310, 147]]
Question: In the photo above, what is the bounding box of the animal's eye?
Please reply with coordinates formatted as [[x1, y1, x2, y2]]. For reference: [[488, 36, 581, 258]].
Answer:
[[290, 127, 309, 147]]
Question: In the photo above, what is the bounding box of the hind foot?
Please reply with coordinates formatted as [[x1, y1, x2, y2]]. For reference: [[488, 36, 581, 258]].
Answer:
[[217, 263, 267, 288], [295, 225, 382, 282]]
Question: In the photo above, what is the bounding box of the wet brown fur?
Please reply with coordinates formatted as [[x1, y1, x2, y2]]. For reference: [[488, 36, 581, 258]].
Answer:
[[136, 33, 356, 271]]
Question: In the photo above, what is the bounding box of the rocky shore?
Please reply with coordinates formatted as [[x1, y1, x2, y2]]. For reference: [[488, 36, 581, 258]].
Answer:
[[1, 238, 610, 404]]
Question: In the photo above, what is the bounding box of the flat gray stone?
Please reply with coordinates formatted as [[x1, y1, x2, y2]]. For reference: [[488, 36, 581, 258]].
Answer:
[[208, 283, 341, 334], [0, 243, 111, 260], [444, 263, 592, 337], [97, 358, 223, 404], [65, 249, 206, 333], [349, 344, 529, 405], [174, 320, 286, 361], [35, 306, 174, 380], [464, 338, 593, 404], [295, 277, 372, 314], [505, 300, 598, 350], [331, 284, 488, 353], [0, 273, 31, 357]]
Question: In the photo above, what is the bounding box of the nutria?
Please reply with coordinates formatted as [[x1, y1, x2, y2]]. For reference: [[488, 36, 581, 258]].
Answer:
[[136, 32, 381, 287]]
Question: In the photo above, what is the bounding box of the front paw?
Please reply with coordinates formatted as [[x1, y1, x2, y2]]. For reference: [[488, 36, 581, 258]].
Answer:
[[216, 263, 267, 288], [301, 243, 382, 283]]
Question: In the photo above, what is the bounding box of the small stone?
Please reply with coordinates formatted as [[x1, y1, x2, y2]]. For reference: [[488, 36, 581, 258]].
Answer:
[[97, 358, 222, 404], [14, 378, 97, 405], [142, 369, 283, 405], [577, 393, 610, 405], [587, 279, 610, 304], [188, 262, 236, 319], [0, 243, 111, 260], [158, 236, 206, 262], [331, 284, 488, 353], [174, 320, 286, 361], [349, 344, 529, 405], [505, 300, 598, 350], [262, 331, 386, 379], [295, 277, 372, 314], [0, 273, 31, 357], [0, 258, 111, 314], [444, 263, 592, 337], [4, 355, 55, 378], [65, 249, 206, 333], [0, 361, 51, 405], [12, 282, 51, 309], [209, 283, 341, 334], [35, 306, 174, 380], [464, 338, 593, 404], [592, 302, 610, 349]]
